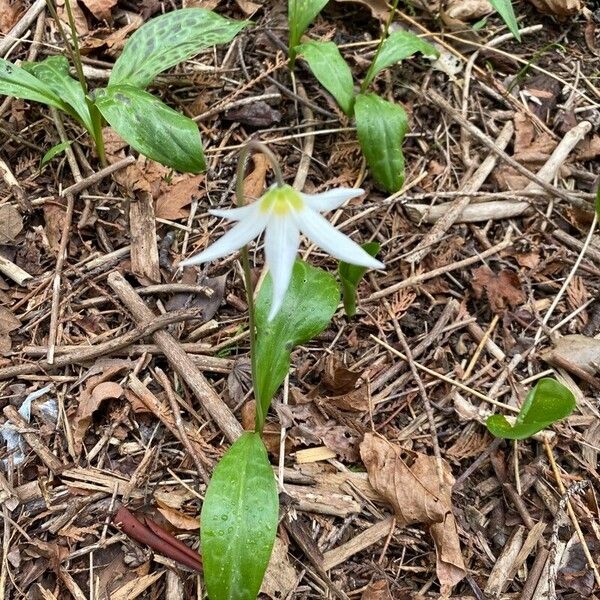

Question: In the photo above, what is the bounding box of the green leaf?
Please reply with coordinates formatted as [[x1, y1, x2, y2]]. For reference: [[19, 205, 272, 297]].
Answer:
[[486, 378, 576, 440], [595, 182, 600, 220], [295, 41, 354, 115], [40, 141, 72, 169], [288, 0, 328, 62], [362, 31, 438, 90], [110, 8, 249, 89], [488, 0, 521, 41], [94, 85, 205, 173], [255, 260, 339, 420], [0, 58, 68, 111], [355, 93, 408, 193], [339, 242, 380, 317], [24, 56, 94, 133], [201, 432, 278, 600]]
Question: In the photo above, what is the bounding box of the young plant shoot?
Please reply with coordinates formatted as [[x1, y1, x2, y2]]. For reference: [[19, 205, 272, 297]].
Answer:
[[0, 8, 248, 172], [187, 142, 382, 600]]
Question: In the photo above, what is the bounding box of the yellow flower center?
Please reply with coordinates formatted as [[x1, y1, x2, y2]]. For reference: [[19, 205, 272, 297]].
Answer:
[[259, 185, 304, 216]]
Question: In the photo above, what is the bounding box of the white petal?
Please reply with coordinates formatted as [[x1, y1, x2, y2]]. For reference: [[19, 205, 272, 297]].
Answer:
[[180, 210, 268, 266], [209, 203, 257, 221], [301, 188, 364, 213], [264, 216, 299, 320], [295, 209, 384, 269]]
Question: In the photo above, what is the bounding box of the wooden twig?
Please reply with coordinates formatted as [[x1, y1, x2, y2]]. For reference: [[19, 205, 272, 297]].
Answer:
[[0, 254, 32, 286], [107, 271, 243, 442], [61, 156, 136, 196]]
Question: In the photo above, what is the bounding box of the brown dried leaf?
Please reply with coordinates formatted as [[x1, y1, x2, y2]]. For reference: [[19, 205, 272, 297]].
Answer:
[[156, 506, 199, 531], [329, 384, 370, 412], [0, 306, 20, 334], [79, 0, 117, 20], [471, 266, 525, 313], [224, 101, 281, 127], [360, 433, 466, 591], [261, 537, 297, 599], [155, 174, 205, 220], [361, 579, 392, 600], [527, 0, 581, 17], [0, 0, 22, 33], [235, 0, 261, 14], [43, 202, 66, 254], [445, 0, 492, 20], [240, 153, 269, 202], [0, 204, 23, 244], [323, 355, 362, 394], [541, 334, 600, 375]]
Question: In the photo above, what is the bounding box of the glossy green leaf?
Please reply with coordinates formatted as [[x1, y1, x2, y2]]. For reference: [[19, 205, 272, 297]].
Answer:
[[362, 31, 438, 89], [595, 182, 600, 220], [355, 93, 408, 193], [295, 41, 354, 115], [488, 0, 521, 41], [201, 432, 278, 600], [0, 58, 68, 111], [24, 56, 94, 133], [94, 85, 205, 173], [339, 242, 380, 317], [288, 0, 328, 62], [486, 378, 576, 440], [255, 260, 339, 421], [110, 8, 249, 89], [40, 141, 72, 169]]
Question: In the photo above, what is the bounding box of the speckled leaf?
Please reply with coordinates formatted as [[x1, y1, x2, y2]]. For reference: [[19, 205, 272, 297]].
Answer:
[[0, 58, 67, 110], [110, 8, 249, 89], [255, 260, 339, 423], [355, 93, 407, 193], [295, 41, 354, 115], [94, 85, 205, 173], [24, 56, 94, 133], [288, 0, 328, 61], [362, 31, 438, 89], [488, 0, 521, 41], [486, 378, 576, 440], [201, 432, 278, 600]]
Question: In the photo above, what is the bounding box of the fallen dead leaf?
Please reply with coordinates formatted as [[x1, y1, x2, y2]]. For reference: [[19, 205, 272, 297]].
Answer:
[[471, 266, 526, 313], [79, 0, 117, 20], [445, 0, 492, 20], [235, 0, 261, 14], [43, 202, 66, 254], [323, 355, 362, 394], [541, 334, 600, 375], [155, 174, 205, 220], [0, 204, 23, 244], [527, 0, 581, 17], [0, 306, 20, 356], [261, 537, 297, 599], [0, 0, 21, 33], [360, 433, 466, 592], [361, 579, 392, 600], [240, 153, 269, 202], [156, 506, 199, 531], [328, 384, 370, 412]]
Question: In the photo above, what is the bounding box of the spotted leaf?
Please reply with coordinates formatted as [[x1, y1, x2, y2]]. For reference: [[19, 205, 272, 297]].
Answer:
[[109, 8, 249, 89], [94, 85, 205, 173]]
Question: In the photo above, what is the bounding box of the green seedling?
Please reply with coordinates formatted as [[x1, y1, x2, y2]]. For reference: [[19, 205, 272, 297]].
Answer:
[[486, 378, 576, 440], [488, 0, 521, 41], [0, 9, 248, 172], [287, 0, 328, 66], [339, 242, 381, 317], [40, 140, 72, 170]]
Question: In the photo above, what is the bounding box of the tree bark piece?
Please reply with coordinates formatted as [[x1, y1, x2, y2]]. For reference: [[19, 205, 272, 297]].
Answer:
[[107, 271, 243, 442], [130, 192, 161, 282]]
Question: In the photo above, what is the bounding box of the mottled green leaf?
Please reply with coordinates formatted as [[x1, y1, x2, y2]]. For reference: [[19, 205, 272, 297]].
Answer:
[[296, 41, 354, 115], [255, 260, 339, 422], [486, 378, 576, 440], [488, 0, 521, 41], [339, 242, 380, 316], [362, 31, 438, 89], [40, 141, 72, 169], [110, 8, 249, 89], [0, 58, 68, 110], [24, 56, 94, 133], [355, 93, 408, 193], [94, 85, 205, 173], [201, 432, 278, 600], [288, 0, 328, 62]]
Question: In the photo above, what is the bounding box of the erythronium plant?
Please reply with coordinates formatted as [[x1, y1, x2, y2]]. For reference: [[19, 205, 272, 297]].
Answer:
[[0, 7, 248, 171], [184, 142, 383, 600]]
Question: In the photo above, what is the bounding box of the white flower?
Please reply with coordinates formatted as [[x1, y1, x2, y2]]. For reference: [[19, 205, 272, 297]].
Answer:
[[180, 185, 384, 319]]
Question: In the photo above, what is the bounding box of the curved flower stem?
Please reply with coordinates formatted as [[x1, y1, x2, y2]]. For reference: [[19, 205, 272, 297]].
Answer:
[[234, 141, 285, 434]]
